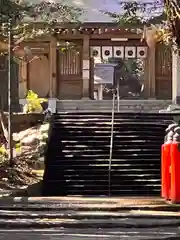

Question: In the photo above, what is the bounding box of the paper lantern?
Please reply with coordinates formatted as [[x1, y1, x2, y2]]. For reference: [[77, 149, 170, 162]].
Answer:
[[90, 46, 101, 58], [102, 46, 113, 60], [113, 46, 124, 58], [125, 46, 136, 58], [137, 46, 147, 58]]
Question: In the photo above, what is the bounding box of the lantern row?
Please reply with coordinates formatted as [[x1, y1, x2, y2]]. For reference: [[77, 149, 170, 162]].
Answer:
[[90, 46, 147, 59]]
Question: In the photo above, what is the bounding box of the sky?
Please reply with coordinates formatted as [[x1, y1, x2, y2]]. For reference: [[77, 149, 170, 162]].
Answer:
[[72, 0, 163, 22], [29, 0, 121, 22], [73, 0, 120, 22], [29, 0, 163, 22], [72, 0, 120, 12]]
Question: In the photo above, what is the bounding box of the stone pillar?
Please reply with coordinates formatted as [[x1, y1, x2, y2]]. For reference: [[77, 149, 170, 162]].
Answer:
[[98, 84, 103, 100], [172, 52, 180, 104], [49, 37, 57, 98], [82, 35, 90, 99]]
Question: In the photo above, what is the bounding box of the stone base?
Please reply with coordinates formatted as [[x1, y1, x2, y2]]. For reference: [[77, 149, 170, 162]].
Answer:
[[159, 104, 180, 124], [19, 98, 58, 113], [48, 98, 57, 113], [56, 100, 172, 113], [81, 97, 90, 100], [173, 96, 180, 105], [159, 104, 180, 113]]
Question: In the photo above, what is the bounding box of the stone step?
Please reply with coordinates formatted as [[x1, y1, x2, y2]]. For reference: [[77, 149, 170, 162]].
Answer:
[[43, 112, 177, 196], [56, 100, 172, 113], [0, 216, 179, 229]]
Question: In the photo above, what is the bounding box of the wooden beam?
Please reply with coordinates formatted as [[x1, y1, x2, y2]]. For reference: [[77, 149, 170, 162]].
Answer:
[[49, 36, 57, 98], [54, 32, 141, 40]]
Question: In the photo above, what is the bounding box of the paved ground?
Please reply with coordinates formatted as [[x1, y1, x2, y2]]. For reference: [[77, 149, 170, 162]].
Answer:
[[0, 227, 179, 240], [0, 197, 179, 239]]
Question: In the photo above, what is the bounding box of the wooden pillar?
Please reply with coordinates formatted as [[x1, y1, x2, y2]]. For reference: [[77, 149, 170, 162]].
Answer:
[[143, 57, 149, 97], [146, 44, 156, 98], [144, 27, 156, 98], [172, 52, 180, 104], [82, 35, 90, 99], [49, 37, 57, 98]]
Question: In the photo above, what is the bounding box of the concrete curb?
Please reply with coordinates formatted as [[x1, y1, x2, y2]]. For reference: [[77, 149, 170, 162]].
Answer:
[[0, 197, 179, 212]]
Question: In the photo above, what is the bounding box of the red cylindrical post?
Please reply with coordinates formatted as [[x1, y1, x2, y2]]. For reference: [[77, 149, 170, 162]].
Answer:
[[161, 124, 177, 200], [171, 127, 180, 203]]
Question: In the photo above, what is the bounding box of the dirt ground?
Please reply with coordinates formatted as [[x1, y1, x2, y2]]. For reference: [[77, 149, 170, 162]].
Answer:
[[0, 123, 48, 197]]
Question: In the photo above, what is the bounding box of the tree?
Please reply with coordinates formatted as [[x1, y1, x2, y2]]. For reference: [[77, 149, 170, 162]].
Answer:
[[0, 0, 83, 109], [102, 0, 180, 49], [164, 0, 180, 47], [0, 0, 83, 51], [0, 0, 83, 166]]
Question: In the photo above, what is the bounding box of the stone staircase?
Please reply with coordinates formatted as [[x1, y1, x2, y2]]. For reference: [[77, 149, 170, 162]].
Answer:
[[56, 100, 172, 113], [42, 112, 177, 197]]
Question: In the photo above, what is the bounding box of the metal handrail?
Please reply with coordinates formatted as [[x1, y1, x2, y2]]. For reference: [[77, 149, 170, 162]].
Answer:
[[117, 81, 120, 112], [108, 91, 116, 196]]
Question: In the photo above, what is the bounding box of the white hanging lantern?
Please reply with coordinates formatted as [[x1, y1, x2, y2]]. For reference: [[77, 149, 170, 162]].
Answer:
[[90, 46, 101, 58], [102, 46, 113, 60], [137, 46, 147, 58], [113, 46, 124, 58], [125, 46, 136, 58]]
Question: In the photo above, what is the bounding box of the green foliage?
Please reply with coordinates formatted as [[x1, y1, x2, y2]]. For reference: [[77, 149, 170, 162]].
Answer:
[[0, 0, 24, 23], [24, 90, 47, 113], [0, 0, 83, 56], [102, 0, 180, 48], [0, 146, 7, 156], [0, 0, 83, 23], [0, 146, 8, 164], [0, 142, 22, 162], [101, 1, 164, 26], [15, 142, 22, 154]]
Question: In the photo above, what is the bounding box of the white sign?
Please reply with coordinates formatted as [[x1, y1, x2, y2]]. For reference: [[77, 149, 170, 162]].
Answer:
[[94, 64, 115, 84]]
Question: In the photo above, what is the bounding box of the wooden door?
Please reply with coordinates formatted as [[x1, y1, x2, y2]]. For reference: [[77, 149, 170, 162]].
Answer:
[[155, 44, 172, 99], [28, 55, 49, 97], [57, 46, 82, 99]]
